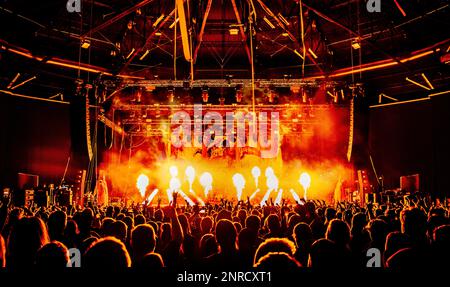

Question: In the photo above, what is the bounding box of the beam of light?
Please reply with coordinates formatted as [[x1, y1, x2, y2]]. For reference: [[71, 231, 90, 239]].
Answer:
[[232, 173, 245, 201], [251, 166, 261, 188], [249, 188, 260, 200], [11, 76, 36, 90], [421, 73, 435, 90], [177, 190, 195, 206], [289, 188, 301, 204], [152, 14, 165, 27], [169, 165, 179, 178], [199, 172, 213, 197], [136, 174, 149, 198], [308, 48, 318, 59], [139, 49, 150, 61], [406, 77, 431, 91], [6, 73, 20, 89], [299, 172, 311, 200], [169, 18, 179, 29], [393, 0, 407, 17], [275, 189, 283, 205], [143, 188, 159, 204], [293, 49, 305, 60]]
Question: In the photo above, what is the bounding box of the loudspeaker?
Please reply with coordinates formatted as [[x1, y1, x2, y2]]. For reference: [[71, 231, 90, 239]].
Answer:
[[70, 95, 92, 168]]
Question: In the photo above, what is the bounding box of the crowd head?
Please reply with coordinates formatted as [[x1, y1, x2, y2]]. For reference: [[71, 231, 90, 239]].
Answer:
[[0, 192, 449, 270]]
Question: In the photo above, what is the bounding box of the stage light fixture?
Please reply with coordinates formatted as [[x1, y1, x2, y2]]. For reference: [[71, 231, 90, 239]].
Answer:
[[235, 88, 243, 103], [202, 88, 209, 103], [229, 28, 239, 35], [81, 39, 91, 49], [168, 88, 175, 103], [127, 20, 134, 30], [351, 39, 361, 50]]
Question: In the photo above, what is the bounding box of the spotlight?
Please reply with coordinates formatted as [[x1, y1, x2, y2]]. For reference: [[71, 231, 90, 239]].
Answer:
[[235, 88, 243, 103], [168, 88, 175, 103], [351, 38, 361, 50], [127, 20, 134, 30], [229, 28, 239, 35], [81, 39, 91, 49], [202, 87, 209, 103]]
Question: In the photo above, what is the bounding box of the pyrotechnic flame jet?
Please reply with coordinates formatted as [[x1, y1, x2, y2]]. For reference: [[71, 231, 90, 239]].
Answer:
[[169, 166, 179, 178], [177, 190, 195, 206], [143, 189, 159, 205], [260, 173, 278, 206], [275, 189, 283, 205], [184, 166, 205, 206], [265, 167, 274, 178], [168, 177, 181, 203], [232, 173, 245, 201], [299, 172, 311, 201], [249, 188, 260, 200], [185, 166, 195, 189], [289, 188, 301, 204], [136, 174, 149, 198], [199, 172, 213, 198], [251, 166, 261, 188]]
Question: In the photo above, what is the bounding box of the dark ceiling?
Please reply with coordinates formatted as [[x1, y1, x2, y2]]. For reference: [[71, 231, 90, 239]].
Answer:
[[0, 0, 449, 104]]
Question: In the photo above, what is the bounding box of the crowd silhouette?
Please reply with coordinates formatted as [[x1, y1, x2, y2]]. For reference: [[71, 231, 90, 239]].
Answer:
[[1, 192, 449, 270]]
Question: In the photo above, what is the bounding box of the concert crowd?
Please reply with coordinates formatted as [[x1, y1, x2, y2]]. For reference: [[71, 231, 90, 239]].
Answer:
[[0, 191, 449, 270]]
